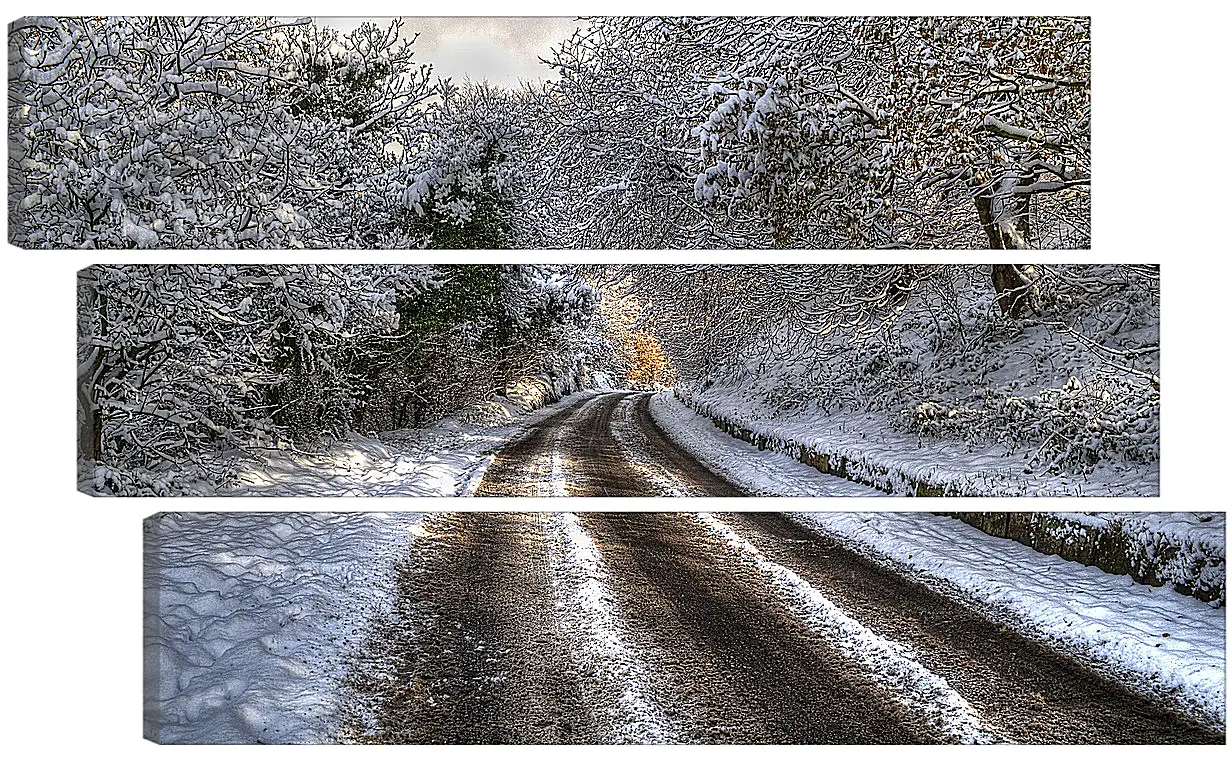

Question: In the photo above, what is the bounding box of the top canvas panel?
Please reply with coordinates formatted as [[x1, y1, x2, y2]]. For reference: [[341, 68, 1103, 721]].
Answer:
[[10, 16, 1090, 249]]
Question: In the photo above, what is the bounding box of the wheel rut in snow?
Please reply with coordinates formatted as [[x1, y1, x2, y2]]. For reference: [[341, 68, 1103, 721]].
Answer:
[[721, 512, 1224, 744], [341, 512, 598, 744], [470, 399, 586, 496], [577, 512, 938, 744], [566, 391, 644, 495]]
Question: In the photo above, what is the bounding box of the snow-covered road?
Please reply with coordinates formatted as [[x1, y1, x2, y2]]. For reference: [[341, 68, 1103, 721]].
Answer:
[[473, 391, 881, 496]]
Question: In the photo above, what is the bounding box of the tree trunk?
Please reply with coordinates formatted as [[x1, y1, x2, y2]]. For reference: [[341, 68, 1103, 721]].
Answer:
[[974, 192, 1006, 249], [974, 180, 1031, 250], [77, 346, 103, 463], [991, 264, 1037, 318], [77, 272, 105, 464], [975, 175, 1037, 318]]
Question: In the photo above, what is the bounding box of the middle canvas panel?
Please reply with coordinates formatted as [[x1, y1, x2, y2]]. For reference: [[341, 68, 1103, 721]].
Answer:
[[77, 263, 1159, 498]]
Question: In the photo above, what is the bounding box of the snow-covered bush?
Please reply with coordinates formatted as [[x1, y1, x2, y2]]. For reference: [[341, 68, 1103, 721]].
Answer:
[[393, 82, 546, 248], [903, 379, 1160, 473]]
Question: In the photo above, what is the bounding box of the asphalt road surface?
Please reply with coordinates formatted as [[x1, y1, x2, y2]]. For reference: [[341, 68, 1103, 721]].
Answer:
[[473, 391, 869, 496], [341, 512, 1222, 745]]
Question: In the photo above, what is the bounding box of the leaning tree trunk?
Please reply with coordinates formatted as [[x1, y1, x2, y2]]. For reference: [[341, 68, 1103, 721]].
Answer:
[[975, 174, 1038, 318], [974, 174, 1032, 251]]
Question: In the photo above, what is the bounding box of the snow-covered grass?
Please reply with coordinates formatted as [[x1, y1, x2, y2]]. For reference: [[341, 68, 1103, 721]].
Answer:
[[648, 392, 884, 496], [143, 511, 424, 743], [693, 513, 1000, 743], [546, 513, 675, 743], [786, 512, 1226, 731], [227, 390, 597, 496]]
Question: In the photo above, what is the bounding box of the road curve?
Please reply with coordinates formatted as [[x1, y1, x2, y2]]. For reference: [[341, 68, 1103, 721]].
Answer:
[[340, 512, 1223, 745], [473, 391, 795, 496]]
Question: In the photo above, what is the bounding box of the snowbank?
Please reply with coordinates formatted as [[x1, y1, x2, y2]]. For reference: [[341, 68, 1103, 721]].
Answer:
[[676, 387, 1158, 496], [787, 512, 1226, 731], [227, 389, 598, 496], [144, 511, 424, 743], [940, 512, 1225, 604], [647, 393, 884, 496]]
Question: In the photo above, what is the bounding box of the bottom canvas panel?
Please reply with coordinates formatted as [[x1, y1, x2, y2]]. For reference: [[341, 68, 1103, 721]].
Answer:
[[144, 511, 1225, 744]]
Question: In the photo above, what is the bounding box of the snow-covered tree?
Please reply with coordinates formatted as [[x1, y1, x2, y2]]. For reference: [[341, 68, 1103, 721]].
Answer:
[[78, 262, 605, 492], [864, 16, 1091, 248], [537, 16, 1089, 249], [77, 264, 434, 493], [381, 264, 599, 423], [535, 18, 728, 248], [388, 81, 546, 248], [13, 16, 1089, 250], [10, 16, 434, 248]]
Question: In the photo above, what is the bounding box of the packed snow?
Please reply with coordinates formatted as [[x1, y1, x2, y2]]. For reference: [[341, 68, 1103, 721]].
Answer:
[[787, 512, 1226, 730], [547, 513, 675, 742], [143, 511, 424, 743], [648, 392, 884, 496]]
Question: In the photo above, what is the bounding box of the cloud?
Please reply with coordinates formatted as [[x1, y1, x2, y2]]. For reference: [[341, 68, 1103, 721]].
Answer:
[[318, 17, 583, 88]]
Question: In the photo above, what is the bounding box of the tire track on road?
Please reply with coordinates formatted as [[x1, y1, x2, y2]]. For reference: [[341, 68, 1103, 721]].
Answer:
[[475, 391, 744, 496], [577, 512, 942, 743], [342, 513, 599, 744], [607, 394, 749, 496]]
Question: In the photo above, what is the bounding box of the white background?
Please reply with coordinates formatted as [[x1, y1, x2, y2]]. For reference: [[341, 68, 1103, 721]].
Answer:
[[3, 0, 1225, 764]]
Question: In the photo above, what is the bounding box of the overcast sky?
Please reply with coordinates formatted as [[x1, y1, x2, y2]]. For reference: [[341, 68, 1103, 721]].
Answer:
[[320, 17, 584, 88]]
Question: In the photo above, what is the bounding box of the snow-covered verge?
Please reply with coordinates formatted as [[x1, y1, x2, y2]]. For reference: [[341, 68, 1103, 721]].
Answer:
[[143, 511, 424, 743], [940, 512, 1225, 604], [225, 386, 598, 496], [675, 387, 1158, 497], [787, 512, 1226, 732], [659, 266, 1160, 499], [647, 393, 884, 496]]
